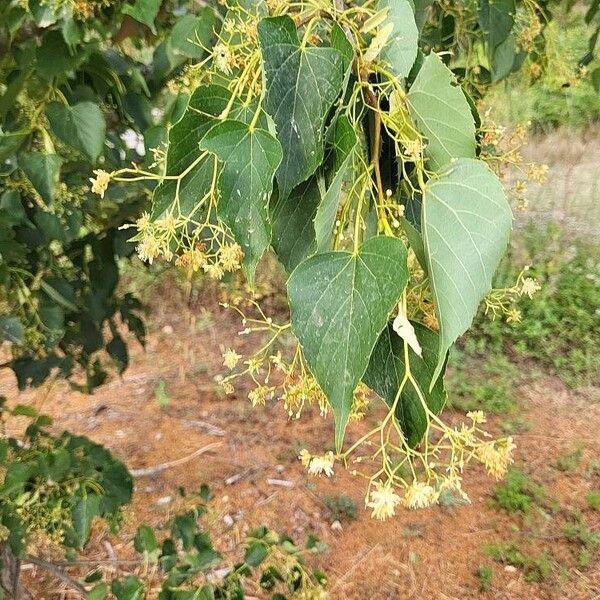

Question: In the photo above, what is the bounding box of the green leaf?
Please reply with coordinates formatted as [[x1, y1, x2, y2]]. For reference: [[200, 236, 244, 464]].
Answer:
[[46, 101, 105, 163], [71, 494, 101, 548], [134, 525, 159, 554], [198, 120, 282, 284], [152, 85, 231, 219], [271, 179, 320, 272], [87, 584, 108, 600], [110, 576, 143, 600], [122, 0, 161, 32], [169, 9, 216, 59], [0, 315, 24, 344], [406, 54, 476, 171], [245, 541, 269, 567], [258, 16, 345, 199], [422, 158, 512, 384], [363, 322, 447, 447], [377, 0, 419, 79], [36, 30, 82, 80], [314, 115, 357, 252], [19, 152, 62, 205], [288, 236, 409, 450], [479, 0, 515, 54], [107, 335, 129, 374], [271, 115, 357, 272]]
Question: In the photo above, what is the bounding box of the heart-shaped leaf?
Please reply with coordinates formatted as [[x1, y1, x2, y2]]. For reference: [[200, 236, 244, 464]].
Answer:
[[407, 54, 476, 170], [19, 152, 62, 205], [288, 236, 409, 450], [363, 322, 447, 447], [46, 101, 105, 163], [258, 16, 346, 199], [422, 158, 512, 384], [199, 120, 282, 284]]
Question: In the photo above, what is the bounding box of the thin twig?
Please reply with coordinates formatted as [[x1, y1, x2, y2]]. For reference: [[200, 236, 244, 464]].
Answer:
[[24, 556, 87, 597], [129, 442, 222, 477]]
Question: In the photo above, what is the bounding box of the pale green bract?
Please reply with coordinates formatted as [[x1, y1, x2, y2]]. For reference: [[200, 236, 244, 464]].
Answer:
[[288, 236, 409, 451], [422, 158, 513, 384]]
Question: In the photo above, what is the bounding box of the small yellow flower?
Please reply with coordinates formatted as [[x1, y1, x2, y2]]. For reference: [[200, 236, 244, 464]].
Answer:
[[203, 262, 224, 280], [298, 449, 311, 467], [467, 410, 486, 424], [90, 169, 111, 198], [136, 234, 161, 264], [248, 385, 271, 407], [506, 308, 522, 323], [214, 43, 234, 75], [402, 481, 439, 510], [222, 381, 234, 395], [222, 348, 241, 369], [520, 277, 541, 299], [307, 452, 335, 477], [366, 481, 401, 520], [219, 243, 244, 272]]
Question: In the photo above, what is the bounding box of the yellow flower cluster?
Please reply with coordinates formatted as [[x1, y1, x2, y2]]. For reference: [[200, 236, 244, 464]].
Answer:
[[89, 169, 111, 198], [299, 449, 335, 477]]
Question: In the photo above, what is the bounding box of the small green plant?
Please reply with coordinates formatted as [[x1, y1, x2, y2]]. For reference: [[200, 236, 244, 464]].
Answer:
[[154, 379, 170, 411], [447, 353, 518, 415], [563, 521, 600, 570], [322, 494, 358, 523], [491, 469, 545, 514], [485, 542, 552, 582], [501, 416, 531, 435], [587, 490, 600, 512], [475, 565, 494, 592], [0, 402, 329, 598], [555, 443, 585, 472]]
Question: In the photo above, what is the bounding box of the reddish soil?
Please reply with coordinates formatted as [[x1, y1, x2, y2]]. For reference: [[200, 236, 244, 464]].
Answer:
[[3, 276, 599, 600]]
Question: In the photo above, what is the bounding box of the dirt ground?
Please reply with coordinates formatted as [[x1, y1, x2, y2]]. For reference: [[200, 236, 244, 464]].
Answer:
[[2, 274, 600, 600]]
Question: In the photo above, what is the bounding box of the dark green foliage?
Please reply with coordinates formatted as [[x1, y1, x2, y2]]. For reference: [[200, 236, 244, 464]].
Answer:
[[0, 402, 132, 556], [0, 0, 222, 391]]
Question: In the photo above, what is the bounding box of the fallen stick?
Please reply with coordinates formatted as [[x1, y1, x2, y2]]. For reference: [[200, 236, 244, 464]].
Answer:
[[130, 442, 222, 478]]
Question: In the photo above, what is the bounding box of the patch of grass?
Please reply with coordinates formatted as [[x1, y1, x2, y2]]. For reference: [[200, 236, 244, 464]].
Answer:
[[555, 443, 584, 472], [491, 469, 545, 514], [486, 14, 600, 131], [475, 565, 493, 592], [322, 495, 358, 523], [500, 416, 531, 435], [468, 224, 600, 388], [447, 352, 518, 415], [154, 379, 170, 411], [485, 542, 552, 582], [587, 490, 600, 512], [563, 522, 600, 569]]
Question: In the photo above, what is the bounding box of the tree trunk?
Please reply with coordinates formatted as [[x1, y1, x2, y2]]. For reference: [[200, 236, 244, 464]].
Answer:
[[0, 543, 31, 600]]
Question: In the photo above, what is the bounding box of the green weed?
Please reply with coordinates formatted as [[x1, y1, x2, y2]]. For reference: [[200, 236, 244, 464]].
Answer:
[[491, 469, 545, 514], [475, 565, 494, 592], [485, 542, 552, 582], [468, 224, 600, 388], [587, 490, 600, 512], [555, 443, 584, 472], [322, 495, 358, 523]]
